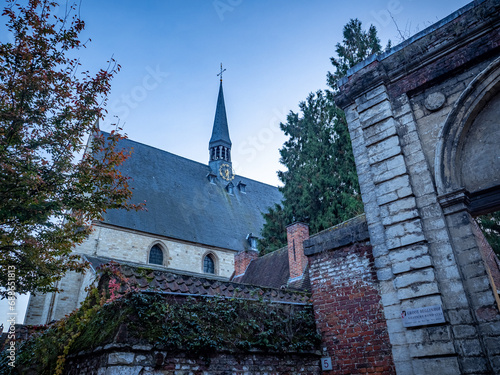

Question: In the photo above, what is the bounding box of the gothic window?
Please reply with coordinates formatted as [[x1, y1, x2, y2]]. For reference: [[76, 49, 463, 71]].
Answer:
[[203, 253, 215, 274], [221, 147, 226, 160], [149, 244, 164, 265]]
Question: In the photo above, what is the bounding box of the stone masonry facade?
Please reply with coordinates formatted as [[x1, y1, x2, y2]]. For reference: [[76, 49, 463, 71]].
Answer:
[[64, 346, 321, 375], [305, 215, 395, 374], [24, 223, 236, 325], [335, 1, 500, 373]]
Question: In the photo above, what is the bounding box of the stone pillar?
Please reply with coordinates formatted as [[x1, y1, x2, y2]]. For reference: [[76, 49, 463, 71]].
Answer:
[[233, 250, 258, 278], [286, 222, 309, 281]]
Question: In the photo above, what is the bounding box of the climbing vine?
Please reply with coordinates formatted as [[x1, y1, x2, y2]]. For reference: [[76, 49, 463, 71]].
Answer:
[[0, 265, 320, 375]]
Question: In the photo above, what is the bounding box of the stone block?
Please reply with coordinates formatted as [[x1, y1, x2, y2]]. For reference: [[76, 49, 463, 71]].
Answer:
[[377, 182, 415, 206], [397, 281, 440, 300], [439, 280, 469, 309], [462, 261, 487, 279], [412, 357, 460, 375], [383, 304, 404, 320], [459, 357, 489, 374], [356, 90, 390, 112], [394, 267, 436, 289], [447, 308, 474, 325], [470, 290, 496, 308], [386, 317, 406, 334], [478, 321, 500, 336], [465, 275, 492, 294], [344, 104, 359, 123], [364, 117, 398, 146], [103, 365, 142, 375], [405, 328, 426, 344], [108, 352, 135, 365], [452, 325, 478, 339], [382, 208, 419, 226], [428, 325, 452, 341], [394, 360, 414, 375], [392, 255, 432, 275], [373, 156, 407, 185], [367, 135, 402, 164], [360, 99, 393, 128], [356, 84, 388, 106], [409, 341, 456, 358], [485, 336, 500, 355], [377, 267, 393, 281]]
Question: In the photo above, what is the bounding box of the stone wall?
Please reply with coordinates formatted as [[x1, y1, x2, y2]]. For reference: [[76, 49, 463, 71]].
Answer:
[[25, 222, 236, 325], [305, 215, 395, 374], [335, 1, 500, 373], [64, 345, 321, 375], [76, 223, 235, 277]]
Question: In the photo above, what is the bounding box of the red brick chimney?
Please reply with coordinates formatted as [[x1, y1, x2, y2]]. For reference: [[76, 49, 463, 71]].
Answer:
[[234, 250, 258, 278], [287, 222, 310, 280]]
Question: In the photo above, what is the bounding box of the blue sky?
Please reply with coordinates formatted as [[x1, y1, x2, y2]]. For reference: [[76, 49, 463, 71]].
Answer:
[[1, 0, 471, 329]]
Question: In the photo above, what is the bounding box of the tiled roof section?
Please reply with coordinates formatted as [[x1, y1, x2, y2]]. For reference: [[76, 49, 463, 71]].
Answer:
[[98, 132, 282, 252], [233, 246, 308, 291], [87, 256, 311, 305]]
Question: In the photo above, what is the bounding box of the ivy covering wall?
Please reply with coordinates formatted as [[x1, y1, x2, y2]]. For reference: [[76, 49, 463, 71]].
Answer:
[[1, 277, 320, 375]]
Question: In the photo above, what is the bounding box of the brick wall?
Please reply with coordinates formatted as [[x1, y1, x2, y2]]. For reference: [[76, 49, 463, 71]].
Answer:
[[305, 216, 395, 374], [287, 222, 309, 280], [234, 249, 258, 277], [64, 346, 321, 374]]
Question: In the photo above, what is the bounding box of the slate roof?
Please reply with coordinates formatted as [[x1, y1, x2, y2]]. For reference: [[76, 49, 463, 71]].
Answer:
[[99, 132, 282, 252], [232, 248, 311, 292], [86, 255, 311, 305], [209, 82, 231, 149]]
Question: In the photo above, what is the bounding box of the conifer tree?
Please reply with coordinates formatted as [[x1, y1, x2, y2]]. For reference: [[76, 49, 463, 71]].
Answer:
[[259, 19, 383, 254]]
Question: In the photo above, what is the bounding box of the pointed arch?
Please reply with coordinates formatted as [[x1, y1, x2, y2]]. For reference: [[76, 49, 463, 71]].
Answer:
[[202, 251, 218, 274], [148, 242, 167, 266]]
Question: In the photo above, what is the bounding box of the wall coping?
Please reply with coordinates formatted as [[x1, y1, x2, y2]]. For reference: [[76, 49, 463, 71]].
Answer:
[[304, 214, 369, 256]]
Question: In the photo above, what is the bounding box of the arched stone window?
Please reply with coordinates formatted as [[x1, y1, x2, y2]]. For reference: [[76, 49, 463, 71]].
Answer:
[[148, 244, 164, 265], [203, 253, 215, 274]]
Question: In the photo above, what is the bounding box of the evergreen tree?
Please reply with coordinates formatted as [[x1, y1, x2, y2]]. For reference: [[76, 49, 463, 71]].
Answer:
[[259, 19, 383, 254], [327, 19, 384, 91]]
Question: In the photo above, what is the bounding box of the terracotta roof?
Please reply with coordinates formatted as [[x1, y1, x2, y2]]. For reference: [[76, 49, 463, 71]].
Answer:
[[86, 256, 311, 305]]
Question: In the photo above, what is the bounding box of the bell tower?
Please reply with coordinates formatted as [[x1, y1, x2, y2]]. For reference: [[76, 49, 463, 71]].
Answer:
[[209, 64, 232, 174]]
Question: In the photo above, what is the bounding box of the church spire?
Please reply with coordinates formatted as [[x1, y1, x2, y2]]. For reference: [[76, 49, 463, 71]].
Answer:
[[209, 64, 232, 173]]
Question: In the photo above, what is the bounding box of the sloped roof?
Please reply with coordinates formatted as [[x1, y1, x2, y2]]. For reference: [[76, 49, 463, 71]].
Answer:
[[233, 247, 289, 288], [209, 82, 231, 149], [100, 133, 282, 252], [232, 247, 310, 292], [86, 255, 311, 305]]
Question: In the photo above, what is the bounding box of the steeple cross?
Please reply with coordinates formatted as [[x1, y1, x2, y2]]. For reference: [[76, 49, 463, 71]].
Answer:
[[217, 63, 226, 82]]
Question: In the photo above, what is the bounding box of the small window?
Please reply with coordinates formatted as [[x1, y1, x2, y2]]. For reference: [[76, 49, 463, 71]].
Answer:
[[203, 254, 215, 274], [237, 181, 246, 193], [149, 245, 164, 265], [226, 182, 234, 195], [207, 172, 217, 184]]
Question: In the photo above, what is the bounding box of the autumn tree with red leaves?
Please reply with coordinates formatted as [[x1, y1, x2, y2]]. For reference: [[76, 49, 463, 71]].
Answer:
[[0, 0, 141, 297]]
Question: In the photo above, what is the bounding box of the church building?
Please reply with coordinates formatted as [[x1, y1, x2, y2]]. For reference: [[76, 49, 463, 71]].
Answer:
[[24, 77, 283, 325]]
